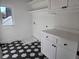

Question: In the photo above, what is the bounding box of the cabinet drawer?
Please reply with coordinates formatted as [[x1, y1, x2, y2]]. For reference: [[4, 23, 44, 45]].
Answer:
[[41, 32, 57, 44], [57, 38, 78, 51]]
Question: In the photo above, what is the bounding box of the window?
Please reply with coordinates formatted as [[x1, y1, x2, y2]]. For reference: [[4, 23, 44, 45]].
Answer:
[[0, 6, 13, 25]]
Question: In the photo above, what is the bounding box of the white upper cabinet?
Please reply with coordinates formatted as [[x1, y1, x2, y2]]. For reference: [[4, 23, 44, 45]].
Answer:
[[68, 0, 79, 8], [49, 0, 68, 10], [57, 46, 76, 59], [49, 0, 79, 13]]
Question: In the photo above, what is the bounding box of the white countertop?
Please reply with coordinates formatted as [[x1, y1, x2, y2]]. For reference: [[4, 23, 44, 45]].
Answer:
[[43, 29, 79, 42]]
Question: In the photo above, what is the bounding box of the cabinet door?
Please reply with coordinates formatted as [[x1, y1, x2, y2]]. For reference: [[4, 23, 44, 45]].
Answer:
[[50, 0, 61, 10], [33, 24, 41, 41], [68, 0, 79, 8], [33, 22, 42, 41], [32, 12, 45, 41], [32, 10, 54, 41], [57, 46, 76, 59], [50, 0, 68, 10], [32, 13, 40, 40], [41, 38, 56, 59], [0, 48, 2, 59]]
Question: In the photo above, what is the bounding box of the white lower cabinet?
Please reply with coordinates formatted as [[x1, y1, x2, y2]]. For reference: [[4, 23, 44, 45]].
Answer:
[[41, 38, 56, 59], [0, 48, 2, 59], [57, 46, 76, 59], [41, 31, 78, 59]]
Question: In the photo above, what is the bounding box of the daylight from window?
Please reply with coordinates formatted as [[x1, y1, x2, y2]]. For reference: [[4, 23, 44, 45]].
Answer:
[[0, 6, 13, 25]]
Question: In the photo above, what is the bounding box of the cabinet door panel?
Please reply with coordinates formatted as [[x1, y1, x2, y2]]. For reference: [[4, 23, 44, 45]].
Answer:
[[50, 0, 68, 10], [33, 22, 41, 41], [57, 38, 78, 51], [0, 48, 2, 59], [41, 38, 56, 59], [69, 0, 79, 8], [50, 44, 56, 59], [61, 0, 68, 8], [32, 10, 54, 41], [57, 46, 76, 59], [50, 0, 61, 10]]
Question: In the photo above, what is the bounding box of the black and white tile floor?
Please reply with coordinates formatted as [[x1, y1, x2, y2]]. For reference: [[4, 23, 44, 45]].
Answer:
[[1, 40, 48, 59]]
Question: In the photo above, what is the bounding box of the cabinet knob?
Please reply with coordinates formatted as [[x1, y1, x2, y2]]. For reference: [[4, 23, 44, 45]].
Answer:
[[64, 44, 68, 46], [46, 36, 48, 38], [33, 22, 35, 24], [52, 44, 56, 47], [46, 25, 48, 28]]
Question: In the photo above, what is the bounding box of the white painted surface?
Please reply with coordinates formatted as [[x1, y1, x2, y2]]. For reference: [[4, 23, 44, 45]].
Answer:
[[32, 8, 79, 42], [31, 7, 79, 34], [53, 13, 79, 30], [0, 38, 1, 59], [57, 46, 76, 59], [49, 0, 79, 13], [43, 29, 79, 41], [68, 0, 79, 8], [32, 8, 55, 41], [0, 0, 32, 43], [41, 31, 78, 59], [49, 0, 68, 10], [41, 34, 56, 59], [28, 0, 48, 11]]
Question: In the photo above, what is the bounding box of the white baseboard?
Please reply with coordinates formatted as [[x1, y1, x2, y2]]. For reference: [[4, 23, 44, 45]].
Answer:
[[21, 36, 39, 45]]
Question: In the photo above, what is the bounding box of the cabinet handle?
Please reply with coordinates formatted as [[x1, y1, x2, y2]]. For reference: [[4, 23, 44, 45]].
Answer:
[[62, 6, 67, 9], [46, 36, 48, 38], [64, 44, 68, 46], [52, 44, 56, 47]]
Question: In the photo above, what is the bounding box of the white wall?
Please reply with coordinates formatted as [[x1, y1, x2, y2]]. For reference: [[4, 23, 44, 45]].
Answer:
[[53, 12, 79, 30], [32, 9, 55, 41], [32, 9, 79, 30], [0, 0, 32, 43], [32, 8, 79, 52], [32, 8, 79, 41]]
